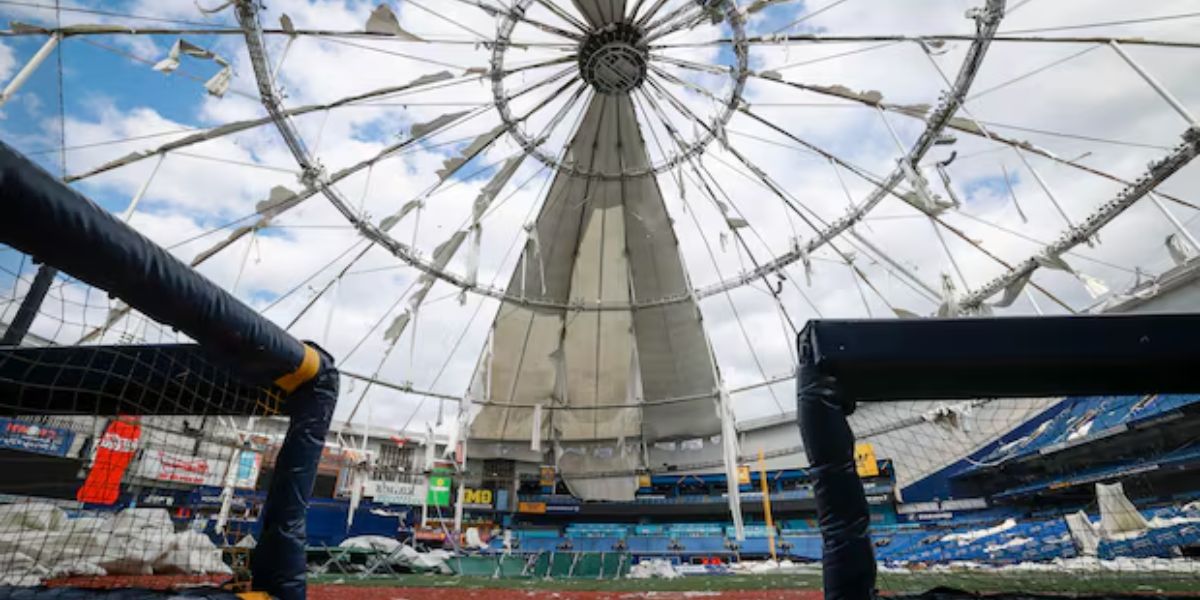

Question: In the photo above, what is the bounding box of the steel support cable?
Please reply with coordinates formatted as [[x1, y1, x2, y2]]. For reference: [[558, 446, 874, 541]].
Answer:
[[675, 159, 803, 335], [318, 37, 477, 71], [916, 43, 1195, 311], [260, 239, 371, 317], [633, 87, 786, 413], [823, 156, 945, 307], [873, 106, 969, 295], [966, 120, 1174, 152], [764, 40, 904, 74], [13, 10, 1194, 50]]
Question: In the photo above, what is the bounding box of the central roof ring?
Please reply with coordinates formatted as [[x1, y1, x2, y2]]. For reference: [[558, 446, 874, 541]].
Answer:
[[578, 22, 649, 95], [490, 0, 749, 180]]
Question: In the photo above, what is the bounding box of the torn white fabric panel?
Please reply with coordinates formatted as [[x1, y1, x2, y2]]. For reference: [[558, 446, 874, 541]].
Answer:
[[1034, 253, 1075, 273], [1097, 482, 1149, 538], [204, 68, 232, 97], [531, 405, 542, 452], [280, 13, 296, 35], [1078, 273, 1109, 299], [474, 156, 524, 222], [379, 199, 423, 231], [936, 273, 959, 317], [993, 270, 1033, 308], [365, 4, 422, 40], [935, 164, 962, 208], [557, 442, 640, 502], [892, 307, 918, 318], [408, 71, 455, 88], [1000, 164, 1029, 224], [466, 226, 481, 287], [437, 125, 506, 181], [1166, 233, 1197, 266], [1066, 510, 1099, 556], [154, 40, 232, 98], [423, 427, 437, 470], [196, 0, 234, 14], [411, 111, 470, 140], [255, 186, 296, 218], [383, 310, 411, 342], [899, 160, 951, 214], [799, 247, 813, 286]]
